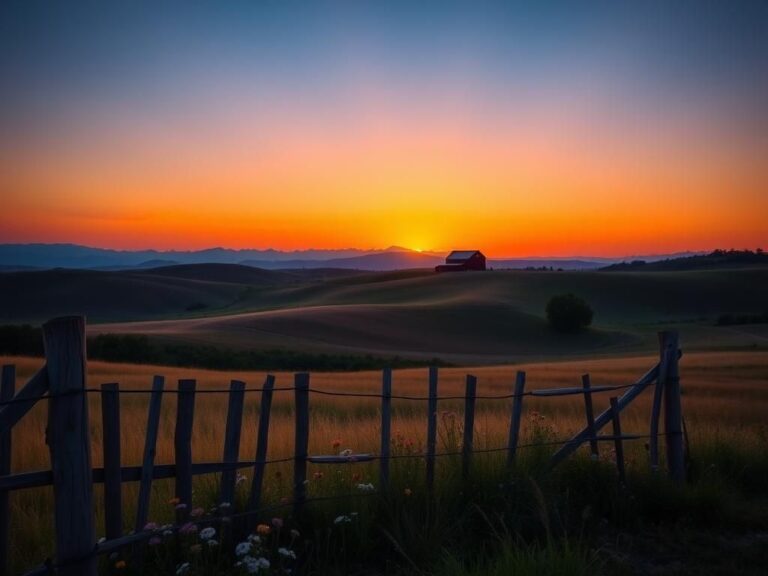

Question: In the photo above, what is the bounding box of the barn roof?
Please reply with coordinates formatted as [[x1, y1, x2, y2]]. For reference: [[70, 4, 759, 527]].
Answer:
[[446, 250, 483, 262]]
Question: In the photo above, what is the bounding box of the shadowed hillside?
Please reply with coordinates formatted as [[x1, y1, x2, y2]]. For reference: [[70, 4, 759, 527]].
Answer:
[[3, 264, 767, 362]]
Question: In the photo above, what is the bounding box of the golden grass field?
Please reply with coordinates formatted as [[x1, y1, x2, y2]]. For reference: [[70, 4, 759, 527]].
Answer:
[[2, 350, 768, 573]]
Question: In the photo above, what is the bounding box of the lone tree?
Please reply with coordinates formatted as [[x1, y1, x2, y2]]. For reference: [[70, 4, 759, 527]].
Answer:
[[546, 293, 593, 333]]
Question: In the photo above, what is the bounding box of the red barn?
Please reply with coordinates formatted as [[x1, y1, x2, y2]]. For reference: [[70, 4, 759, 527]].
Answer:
[[435, 250, 487, 272]]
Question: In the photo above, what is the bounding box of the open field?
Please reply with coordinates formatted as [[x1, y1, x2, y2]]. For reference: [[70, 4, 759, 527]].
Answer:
[[3, 349, 768, 574]]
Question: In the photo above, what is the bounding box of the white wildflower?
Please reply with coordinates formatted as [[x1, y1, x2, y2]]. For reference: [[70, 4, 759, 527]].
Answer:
[[247, 534, 261, 544], [199, 526, 216, 541], [235, 541, 252, 556], [236, 474, 248, 485], [334, 515, 352, 524], [207, 539, 218, 547], [356, 482, 375, 492], [278, 547, 297, 560], [339, 448, 353, 457], [176, 562, 190, 575]]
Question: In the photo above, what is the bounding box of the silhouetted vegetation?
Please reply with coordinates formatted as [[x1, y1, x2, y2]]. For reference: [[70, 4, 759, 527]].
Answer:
[[603, 248, 767, 271], [546, 294, 593, 333], [0, 325, 447, 371], [716, 311, 768, 326]]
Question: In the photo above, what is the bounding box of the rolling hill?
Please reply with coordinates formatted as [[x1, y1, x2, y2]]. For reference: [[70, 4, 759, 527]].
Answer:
[[3, 263, 767, 362]]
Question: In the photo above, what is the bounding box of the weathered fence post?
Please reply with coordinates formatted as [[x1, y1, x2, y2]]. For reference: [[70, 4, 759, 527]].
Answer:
[[43, 316, 97, 576], [379, 367, 392, 490], [101, 383, 122, 540], [426, 366, 438, 494], [0, 365, 15, 576], [462, 374, 477, 482], [581, 374, 599, 460], [135, 375, 164, 532], [609, 397, 626, 485], [220, 380, 246, 508], [293, 373, 310, 518], [248, 375, 275, 526], [507, 371, 526, 465], [661, 331, 685, 483], [175, 379, 196, 523]]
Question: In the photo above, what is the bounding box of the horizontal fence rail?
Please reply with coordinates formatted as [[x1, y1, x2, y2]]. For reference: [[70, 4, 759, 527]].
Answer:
[[0, 316, 685, 576]]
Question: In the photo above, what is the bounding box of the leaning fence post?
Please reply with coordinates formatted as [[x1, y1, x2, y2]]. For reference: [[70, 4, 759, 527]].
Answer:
[[507, 371, 526, 465], [649, 335, 669, 472], [581, 374, 599, 460], [43, 316, 96, 576], [101, 383, 122, 540], [661, 331, 685, 483], [462, 375, 477, 482], [609, 397, 626, 485], [0, 365, 15, 576], [425, 366, 438, 494], [248, 375, 275, 527], [175, 379, 196, 523], [220, 380, 246, 508], [135, 375, 164, 533], [293, 373, 310, 518], [379, 367, 392, 490]]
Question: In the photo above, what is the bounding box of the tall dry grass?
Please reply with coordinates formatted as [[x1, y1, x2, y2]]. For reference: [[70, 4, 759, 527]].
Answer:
[[2, 351, 767, 573]]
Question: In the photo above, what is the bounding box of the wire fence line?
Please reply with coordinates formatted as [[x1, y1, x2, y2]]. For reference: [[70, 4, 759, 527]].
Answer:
[[0, 379, 642, 408]]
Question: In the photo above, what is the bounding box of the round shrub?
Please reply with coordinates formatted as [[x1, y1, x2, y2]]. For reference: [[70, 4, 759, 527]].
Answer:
[[545, 294, 594, 333]]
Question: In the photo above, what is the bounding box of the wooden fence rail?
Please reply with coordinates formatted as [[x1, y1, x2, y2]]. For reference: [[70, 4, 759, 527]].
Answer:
[[0, 316, 685, 576]]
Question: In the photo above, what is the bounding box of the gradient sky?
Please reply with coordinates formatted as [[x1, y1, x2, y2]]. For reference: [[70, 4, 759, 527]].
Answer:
[[1, 1, 767, 256]]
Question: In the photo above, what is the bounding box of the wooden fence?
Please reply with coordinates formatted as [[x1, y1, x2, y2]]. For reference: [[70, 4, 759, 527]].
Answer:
[[0, 316, 684, 576]]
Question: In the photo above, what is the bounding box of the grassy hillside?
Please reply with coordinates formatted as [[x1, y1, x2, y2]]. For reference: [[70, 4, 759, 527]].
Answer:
[[3, 265, 767, 362]]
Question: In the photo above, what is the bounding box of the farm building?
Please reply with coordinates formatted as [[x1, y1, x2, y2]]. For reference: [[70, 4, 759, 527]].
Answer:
[[435, 250, 486, 272]]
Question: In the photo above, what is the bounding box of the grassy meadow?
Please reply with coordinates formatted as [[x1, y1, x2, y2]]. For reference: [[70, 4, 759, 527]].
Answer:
[[3, 350, 768, 574]]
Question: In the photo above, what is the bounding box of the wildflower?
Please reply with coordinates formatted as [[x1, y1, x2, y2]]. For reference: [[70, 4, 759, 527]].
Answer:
[[247, 533, 261, 544], [290, 529, 300, 539], [356, 482, 375, 492], [339, 448, 353, 457], [235, 541, 252, 556], [190, 507, 204, 518], [179, 522, 197, 534], [199, 526, 216, 541], [332, 439, 342, 449], [334, 515, 352, 524], [168, 497, 181, 506], [272, 517, 284, 529], [278, 547, 297, 560], [143, 522, 159, 531], [162, 529, 173, 537], [207, 539, 219, 547], [256, 523, 271, 536], [404, 488, 412, 496], [175, 503, 187, 510], [313, 471, 324, 480], [97, 537, 106, 544], [220, 501, 231, 509], [237, 473, 248, 485], [115, 560, 126, 570], [149, 536, 162, 546], [176, 562, 190, 575]]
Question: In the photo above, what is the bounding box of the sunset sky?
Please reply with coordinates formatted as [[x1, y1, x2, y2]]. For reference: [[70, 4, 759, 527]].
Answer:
[[1, 1, 767, 257]]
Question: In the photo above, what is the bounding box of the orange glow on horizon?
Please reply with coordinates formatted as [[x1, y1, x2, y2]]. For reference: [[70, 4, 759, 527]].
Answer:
[[1, 89, 766, 257]]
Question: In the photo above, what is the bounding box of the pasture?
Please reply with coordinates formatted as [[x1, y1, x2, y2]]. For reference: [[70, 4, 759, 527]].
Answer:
[[3, 349, 768, 574]]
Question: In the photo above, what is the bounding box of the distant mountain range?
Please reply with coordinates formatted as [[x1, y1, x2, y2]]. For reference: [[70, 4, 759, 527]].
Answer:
[[0, 243, 706, 272]]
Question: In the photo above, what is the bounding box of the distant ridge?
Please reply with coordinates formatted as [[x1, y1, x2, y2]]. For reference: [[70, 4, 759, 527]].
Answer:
[[601, 249, 768, 271], [0, 243, 716, 272]]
